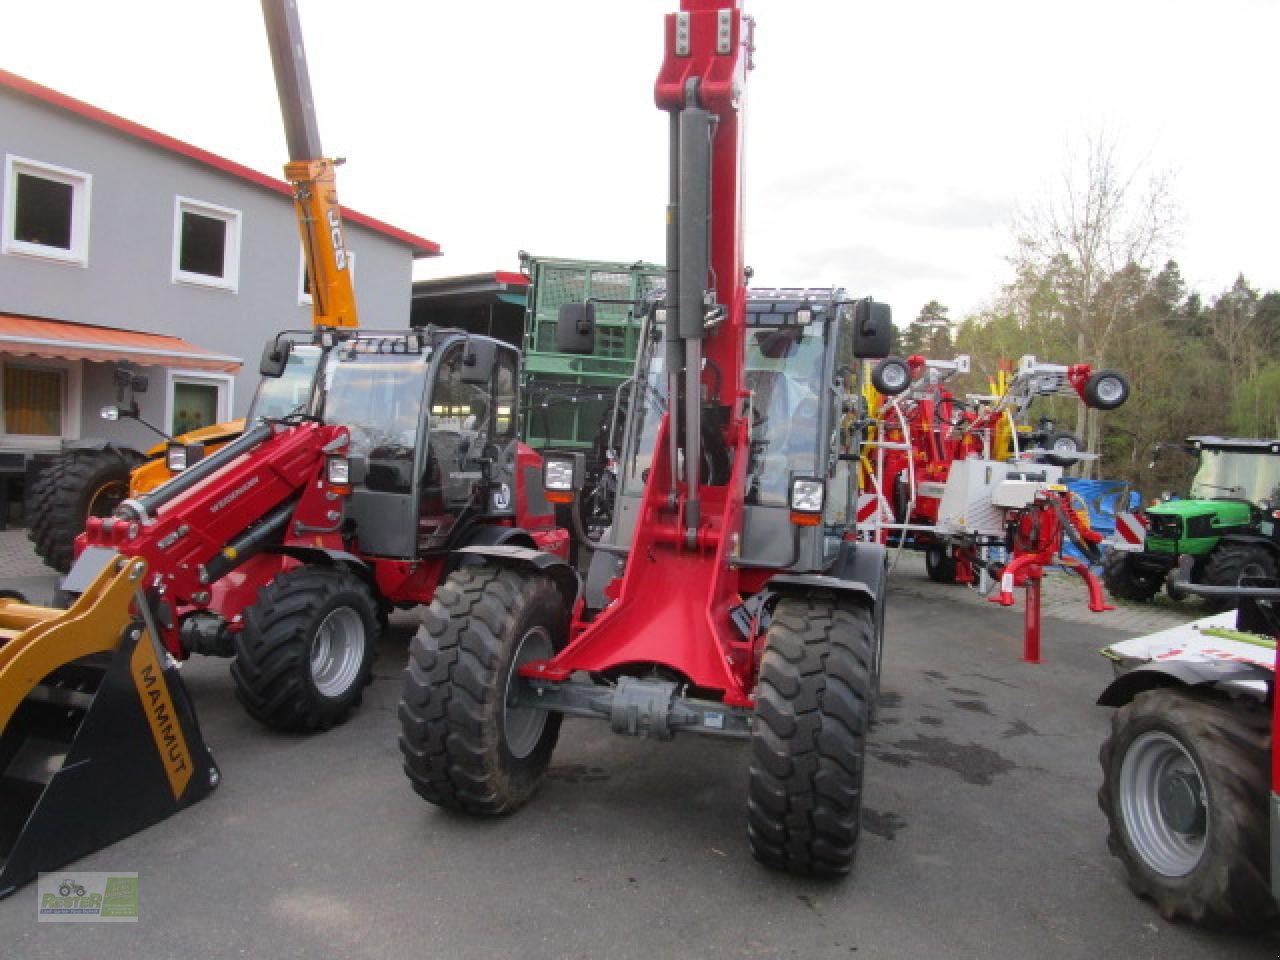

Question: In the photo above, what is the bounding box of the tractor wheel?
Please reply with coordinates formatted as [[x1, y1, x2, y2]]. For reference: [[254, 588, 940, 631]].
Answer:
[[398, 565, 567, 815], [1098, 688, 1274, 928], [1043, 431, 1082, 467], [871, 356, 911, 396], [1204, 543, 1280, 612], [26, 447, 143, 573], [1103, 550, 1162, 603], [231, 566, 379, 732], [924, 545, 957, 584], [748, 593, 874, 877], [1083, 370, 1130, 410]]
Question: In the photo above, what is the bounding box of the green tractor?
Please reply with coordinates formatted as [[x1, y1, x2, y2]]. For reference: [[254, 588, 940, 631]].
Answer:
[[1104, 436, 1280, 607]]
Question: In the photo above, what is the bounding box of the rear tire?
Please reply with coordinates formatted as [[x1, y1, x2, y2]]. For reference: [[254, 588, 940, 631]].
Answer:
[[398, 565, 567, 815], [1103, 550, 1163, 603], [748, 593, 874, 877], [26, 448, 143, 573], [924, 545, 957, 584], [1098, 689, 1274, 928], [231, 566, 379, 732], [1204, 543, 1279, 612]]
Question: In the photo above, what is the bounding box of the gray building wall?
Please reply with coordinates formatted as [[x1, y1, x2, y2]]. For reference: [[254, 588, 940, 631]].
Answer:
[[0, 85, 417, 452]]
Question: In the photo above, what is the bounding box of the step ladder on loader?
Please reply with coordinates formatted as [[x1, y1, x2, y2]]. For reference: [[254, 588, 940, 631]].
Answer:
[[0, 550, 218, 897]]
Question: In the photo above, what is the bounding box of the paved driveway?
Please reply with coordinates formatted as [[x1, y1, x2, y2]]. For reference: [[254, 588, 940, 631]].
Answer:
[[0, 534, 1273, 959]]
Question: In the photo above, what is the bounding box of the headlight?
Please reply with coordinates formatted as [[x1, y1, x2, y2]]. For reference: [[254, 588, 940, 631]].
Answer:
[[166, 443, 205, 472], [544, 458, 576, 492], [167, 443, 189, 472], [100, 405, 120, 421], [790, 478, 825, 514], [327, 456, 351, 485]]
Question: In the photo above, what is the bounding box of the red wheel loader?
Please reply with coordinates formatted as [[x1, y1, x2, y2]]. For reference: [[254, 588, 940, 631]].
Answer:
[[0, 0, 576, 896], [397, 1, 903, 876]]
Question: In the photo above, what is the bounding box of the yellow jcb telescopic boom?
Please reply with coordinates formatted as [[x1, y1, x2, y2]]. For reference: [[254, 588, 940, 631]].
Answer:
[[261, 0, 358, 329]]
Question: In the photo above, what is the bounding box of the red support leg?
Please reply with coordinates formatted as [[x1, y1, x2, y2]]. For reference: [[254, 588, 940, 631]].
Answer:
[[1023, 576, 1041, 664]]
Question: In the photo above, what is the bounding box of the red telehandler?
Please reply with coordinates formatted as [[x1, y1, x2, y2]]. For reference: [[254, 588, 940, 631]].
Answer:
[[0, 0, 575, 897], [398, 1, 902, 876]]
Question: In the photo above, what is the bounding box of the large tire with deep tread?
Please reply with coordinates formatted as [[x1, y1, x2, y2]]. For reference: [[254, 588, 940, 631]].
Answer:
[[924, 544, 957, 584], [231, 565, 379, 732], [399, 565, 568, 815], [26, 447, 143, 572], [748, 593, 874, 877], [1103, 550, 1163, 603], [1204, 543, 1280, 612], [1098, 688, 1274, 928]]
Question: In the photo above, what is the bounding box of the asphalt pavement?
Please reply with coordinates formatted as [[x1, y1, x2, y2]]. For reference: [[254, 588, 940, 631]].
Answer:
[[1, 532, 1274, 959]]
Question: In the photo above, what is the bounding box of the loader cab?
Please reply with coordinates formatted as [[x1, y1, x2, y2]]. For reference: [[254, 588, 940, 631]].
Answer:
[[737, 291, 864, 572], [607, 290, 890, 574], [318, 331, 519, 559]]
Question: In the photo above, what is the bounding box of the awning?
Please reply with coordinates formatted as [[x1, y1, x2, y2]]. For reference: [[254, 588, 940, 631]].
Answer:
[[0, 315, 243, 373]]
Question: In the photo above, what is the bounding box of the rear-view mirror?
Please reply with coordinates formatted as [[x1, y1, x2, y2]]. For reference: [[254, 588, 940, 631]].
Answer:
[[260, 339, 292, 378], [852, 298, 892, 359], [557, 302, 596, 355]]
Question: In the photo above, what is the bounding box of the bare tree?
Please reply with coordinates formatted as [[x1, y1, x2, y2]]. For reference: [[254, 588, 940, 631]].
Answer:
[[1012, 134, 1178, 476]]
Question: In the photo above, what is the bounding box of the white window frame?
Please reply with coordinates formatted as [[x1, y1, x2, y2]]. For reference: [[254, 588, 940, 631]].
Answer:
[[0, 356, 83, 450], [298, 245, 356, 306], [172, 196, 241, 292], [2, 154, 92, 267], [165, 369, 235, 437]]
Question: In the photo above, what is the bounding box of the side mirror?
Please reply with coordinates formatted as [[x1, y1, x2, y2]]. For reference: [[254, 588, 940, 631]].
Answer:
[[557, 302, 596, 355], [852, 297, 892, 359], [260, 339, 292, 378], [460, 338, 498, 385]]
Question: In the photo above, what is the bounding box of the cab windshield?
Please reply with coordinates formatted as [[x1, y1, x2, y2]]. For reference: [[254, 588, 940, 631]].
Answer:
[[248, 345, 322, 421], [1190, 449, 1280, 504], [322, 344, 429, 461]]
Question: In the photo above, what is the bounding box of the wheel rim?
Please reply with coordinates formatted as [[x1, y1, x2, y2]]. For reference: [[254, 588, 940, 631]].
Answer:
[[879, 363, 908, 392], [309, 606, 366, 698], [1119, 731, 1208, 876], [87, 480, 128, 517], [503, 626, 554, 759], [1053, 437, 1078, 454], [1094, 377, 1125, 406]]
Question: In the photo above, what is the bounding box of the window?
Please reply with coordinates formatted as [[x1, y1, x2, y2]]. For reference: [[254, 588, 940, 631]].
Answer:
[[172, 197, 241, 291], [4, 366, 63, 435], [3, 155, 92, 265], [166, 371, 233, 436], [299, 247, 355, 305], [0, 358, 81, 446]]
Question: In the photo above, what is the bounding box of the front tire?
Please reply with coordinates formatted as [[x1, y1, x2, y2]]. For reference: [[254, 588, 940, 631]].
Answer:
[[1098, 688, 1273, 928], [748, 593, 874, 877], [1103, 550, 1162, 603], [399, 565, 567, 815], [231, 566, 379, 732]]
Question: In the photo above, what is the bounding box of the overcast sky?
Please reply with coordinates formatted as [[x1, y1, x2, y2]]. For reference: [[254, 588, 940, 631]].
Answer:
[[4, 1, 1276, 325]]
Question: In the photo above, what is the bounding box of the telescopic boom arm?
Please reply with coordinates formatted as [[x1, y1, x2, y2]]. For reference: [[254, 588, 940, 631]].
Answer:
[[260, 0, 359, 329]]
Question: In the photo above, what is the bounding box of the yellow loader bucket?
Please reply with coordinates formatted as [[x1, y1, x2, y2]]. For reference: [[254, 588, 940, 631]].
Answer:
[[0, 552, 218, 898]]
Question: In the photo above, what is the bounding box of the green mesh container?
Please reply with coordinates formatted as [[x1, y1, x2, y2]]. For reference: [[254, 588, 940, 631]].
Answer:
[[520, 255, 664, 450]]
